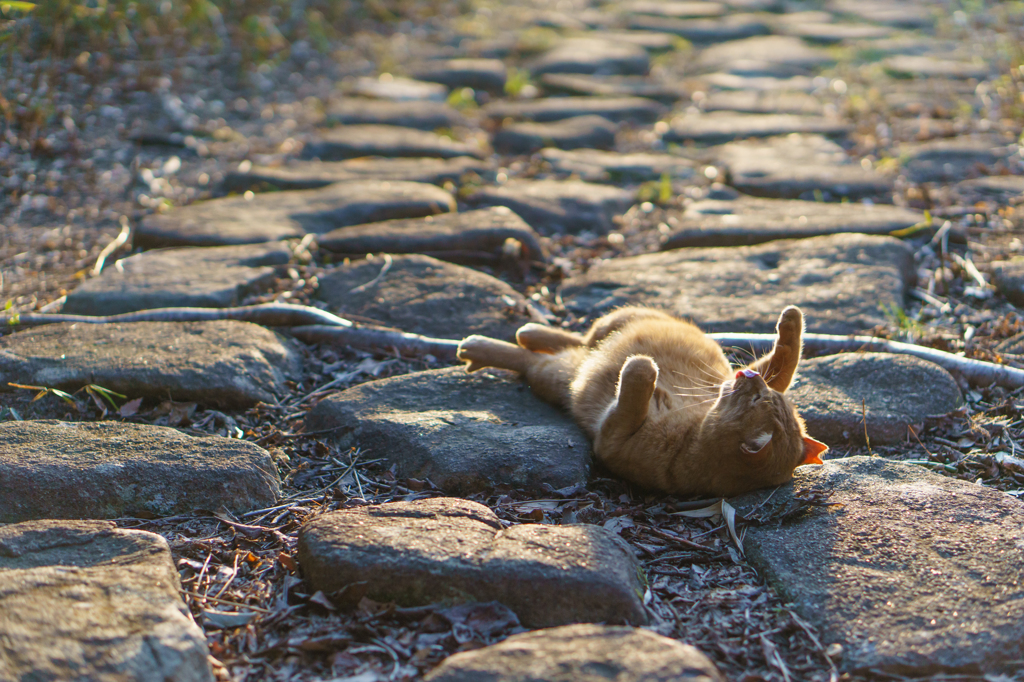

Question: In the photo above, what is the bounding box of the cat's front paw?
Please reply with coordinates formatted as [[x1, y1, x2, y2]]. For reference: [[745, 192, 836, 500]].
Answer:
[[776, 306, 804, 343], [457, 335, 494, 373]]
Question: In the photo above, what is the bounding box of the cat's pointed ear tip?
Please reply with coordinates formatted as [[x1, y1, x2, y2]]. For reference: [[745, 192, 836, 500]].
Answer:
[[801, 436, 828, 465]]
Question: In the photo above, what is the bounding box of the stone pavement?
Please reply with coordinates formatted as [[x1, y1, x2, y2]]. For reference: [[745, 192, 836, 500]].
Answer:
[[5, 0, 1024, 678]]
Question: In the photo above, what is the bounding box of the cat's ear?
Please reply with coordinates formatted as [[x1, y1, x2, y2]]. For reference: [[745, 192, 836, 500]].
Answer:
[[741, 433, 773, 460], [801, 436, 828, 465]]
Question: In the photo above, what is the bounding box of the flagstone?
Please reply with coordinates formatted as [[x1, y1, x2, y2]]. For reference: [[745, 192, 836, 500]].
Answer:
[[561, 234, 914, 334], [298, 498, 644, 627], [0, 520, 213, 682]]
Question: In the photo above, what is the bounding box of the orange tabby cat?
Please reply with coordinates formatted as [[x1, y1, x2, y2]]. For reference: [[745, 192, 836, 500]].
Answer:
[[457, 305, 827, 497]]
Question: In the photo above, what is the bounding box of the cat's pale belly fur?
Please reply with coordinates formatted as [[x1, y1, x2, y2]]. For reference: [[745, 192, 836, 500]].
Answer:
[[457, 306, 827, 497]]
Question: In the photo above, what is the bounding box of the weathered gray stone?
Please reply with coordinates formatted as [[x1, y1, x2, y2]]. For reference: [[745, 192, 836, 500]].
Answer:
[[956, 175, 1024, 202], [901, 139, 1013, 184], [702, 73, 816, 92], [529, 37, 649, 76], [664, 113, 851, 144], [694, 35, 835, 76], [790, 354, 962, 445], [562, 234, 914, 334], [991, 258, 1024, 306], [662, 196, 922, 248], [493, 115, 616, 154], [425, 624, 724, 682], [541, 148, 696, 183], [305, 367, 590, 495], [627, 14, 769, 43], [350, 75, 448, 101], [620, 1, 725, 18], [137, 181, 456, 247], [594, 30, 680, 52], [0, 520, 213, 682], [297, 498, 644, 627], [318, 207, 545, 265], [827, 0, 933, 29], [776, 21, 892, 44], [483, 97, 666, 124], [223, 157, 491, 193], [410, 58, 508, 93], [732, 457, 1024, 675], [0, 420, 280, 522], [303, 125, 484, 161], [465, 179, 635, 234], [315, 254, 529, 339], [715, 134, 893, 200], [0, 320, 301, 407], [884, 55, 991, 80], [326, 98, 467, 130], [701, 90, 823, 115], [63, 242, 291, 316], [539, 73, 684, 103]]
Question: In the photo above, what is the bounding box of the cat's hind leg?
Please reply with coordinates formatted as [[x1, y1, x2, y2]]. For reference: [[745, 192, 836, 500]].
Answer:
[[458, 335, 536, 373], [595, 355, 658, 453], [584, 307, 676, 347], [515, 324, 585, 352]]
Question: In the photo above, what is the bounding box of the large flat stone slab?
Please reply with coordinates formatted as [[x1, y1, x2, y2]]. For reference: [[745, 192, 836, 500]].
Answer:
[[465, 179, 634, 234], [884, 55, 990, 80], [137, 181, 456, 247], [628, 14, 769, 43], [425, 625, 724, 682], [790, 354, 962, 445], [0, 320, 301, 407], [223, 157, 491, 193], [483, 97, 666, 124], [715, 134, 893, 200], [326, 98, 466, 130], [302, 125, 484, 161], [409, 58, 508, 93], [732, 457, 1024, 675], [349, 75, 448, 101], [694, 35, 835, 76], [956, 175, 1024, 203], [306, 367, 590, 495], [539, 73, 683, 103], [493, 115, 616, 154], [63, 242, 291, 316], [661, 196, 923, 248], [529, 37, 650, 76], [701, 90, 823, 115], [315, 254, 530, 339], [664, 113, 851, 144], [826, 0, 933, 29], [541, 148, 696, 183], [0, 420, 280, 522], [0, 520, 213, 681], [900, 138, 1013, 184], [562, 234, 914, 334], [777, 21, 892, 44], [620, 1, 725, 18], [298, 498, 643, 627], [702, 72, 816, 93], [318, 207, 544, 265]]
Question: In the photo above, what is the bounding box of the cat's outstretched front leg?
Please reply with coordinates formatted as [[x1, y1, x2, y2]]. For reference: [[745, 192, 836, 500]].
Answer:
[[595, 355, 658, 454], [748, 306, 803, 391]]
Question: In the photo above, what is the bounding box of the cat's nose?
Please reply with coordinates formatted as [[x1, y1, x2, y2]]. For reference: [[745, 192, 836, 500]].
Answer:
[[735, 368, 759, 380]]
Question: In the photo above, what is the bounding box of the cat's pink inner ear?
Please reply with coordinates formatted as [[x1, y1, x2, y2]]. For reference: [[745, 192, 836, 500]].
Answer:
[[801, 437, 828, 465]]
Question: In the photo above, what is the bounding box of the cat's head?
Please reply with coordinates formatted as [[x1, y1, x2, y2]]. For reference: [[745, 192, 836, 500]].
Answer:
[[703, 307, 827, 496]]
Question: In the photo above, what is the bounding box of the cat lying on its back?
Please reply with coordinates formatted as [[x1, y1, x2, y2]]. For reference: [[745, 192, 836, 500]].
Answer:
[[457, 306, 827, 497]]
